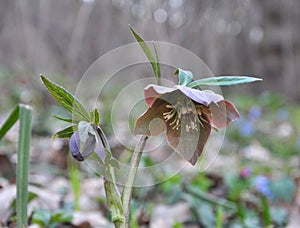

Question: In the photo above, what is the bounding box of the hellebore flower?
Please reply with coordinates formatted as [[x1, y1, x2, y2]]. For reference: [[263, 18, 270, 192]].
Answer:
[[134, 84, 239, 165]]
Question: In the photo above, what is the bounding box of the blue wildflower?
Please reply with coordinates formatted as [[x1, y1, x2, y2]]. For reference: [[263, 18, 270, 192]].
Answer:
[[248, 106, 261, 120], [252, 175, 273, 199], [239, 121, 254, 137]]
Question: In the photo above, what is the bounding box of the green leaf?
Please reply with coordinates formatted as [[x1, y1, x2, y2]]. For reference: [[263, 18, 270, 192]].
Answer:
[[90, 108, 100, 125], [0, 105, 19, 140], [11, 191, 38, 209], [33, 208, 51, 226], [40, 75, 90, 121], [261, 196, 271, 226], [270, 177, 296, 202], [270, 207, 287, 226], [53, 115, 78, 124], [129, 26, 161, 84], [174, 68, 193, 86], [153, 43, 161, 84], [188, 76, 263, 87], [53, 125, 77, 139], [50, 209, 73, 223]]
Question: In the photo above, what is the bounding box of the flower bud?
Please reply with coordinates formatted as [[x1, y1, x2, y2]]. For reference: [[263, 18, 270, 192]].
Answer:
[[70, 131, 96, 161], [239, 167, 252, 178]]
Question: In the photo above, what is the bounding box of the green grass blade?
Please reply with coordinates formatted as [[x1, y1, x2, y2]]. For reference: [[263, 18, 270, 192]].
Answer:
[[216, 206, 223, 228], [0, 105, 19, 139], [68, 160, 81, 211], [40, 75, 90, 121], [17, 104, 32, 228], [129, 26, 161, 83]]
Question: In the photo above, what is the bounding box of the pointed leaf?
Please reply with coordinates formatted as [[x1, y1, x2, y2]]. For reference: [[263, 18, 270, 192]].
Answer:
[[53, 115, 79, 124], [188, 76, 262, 87], [32, 209, 51, 226], [90, 108, 100, 125], [0, 105, 19, 140], [40, 75, 90, 121], [153, 43, 161, 84], [53, 125, 77, 139], [174, 68, 193, 86], [129, 26, 161, 83]]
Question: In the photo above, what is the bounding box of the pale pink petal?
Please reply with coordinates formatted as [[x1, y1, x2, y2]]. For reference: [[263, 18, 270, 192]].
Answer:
[[209, 100, 240, 128], [166, 113, 211, 165], [144, 84, 177, 106], [176, 85, 224, 106], [134, 98, 168, 136]]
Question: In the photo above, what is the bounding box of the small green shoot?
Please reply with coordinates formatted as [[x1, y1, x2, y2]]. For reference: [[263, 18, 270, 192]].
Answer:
[[32, 208, 73, 228], [68, 160, 81, 211]]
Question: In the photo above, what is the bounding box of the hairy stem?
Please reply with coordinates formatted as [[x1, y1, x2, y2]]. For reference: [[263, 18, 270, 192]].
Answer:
[[121, 135, 148, 226]]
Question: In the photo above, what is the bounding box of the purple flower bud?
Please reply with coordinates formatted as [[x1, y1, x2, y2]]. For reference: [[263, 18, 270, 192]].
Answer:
[[69, 131, 96, 161], [240, 167, 252, 178]]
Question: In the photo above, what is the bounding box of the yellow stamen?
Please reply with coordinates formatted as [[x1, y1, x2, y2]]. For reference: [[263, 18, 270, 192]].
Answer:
[[162, 98, 209, 132]]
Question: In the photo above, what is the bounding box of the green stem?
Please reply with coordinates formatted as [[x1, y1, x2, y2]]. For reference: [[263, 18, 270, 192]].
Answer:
[[185, 186, 237, 211], [121, 135, 148, 227], [17, 105, 32, 228], [96, 126, 125, 227]]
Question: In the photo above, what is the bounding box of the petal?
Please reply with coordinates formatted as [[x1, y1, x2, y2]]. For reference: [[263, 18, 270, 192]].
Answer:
[[209, 100, 240, 128], [166, 113, 211, 165], [144, 84, 177, 106], [80, 133, 96, 158], [134, 98, 169, 136], [176, 86, 224, 106]]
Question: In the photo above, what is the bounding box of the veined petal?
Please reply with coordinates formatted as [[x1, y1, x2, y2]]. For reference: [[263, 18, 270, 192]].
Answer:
[[134, 98, 168, 136], [176, 85, 224, 106], [209, 100, 240, 128], [144, 84, 177, 106], [166, 113, 211, 165]]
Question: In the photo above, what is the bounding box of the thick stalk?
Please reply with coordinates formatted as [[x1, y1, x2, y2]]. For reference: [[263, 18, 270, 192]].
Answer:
[[121, 135, 148, 227]]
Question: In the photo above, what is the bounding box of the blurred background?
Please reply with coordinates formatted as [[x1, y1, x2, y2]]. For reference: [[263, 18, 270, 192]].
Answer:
[[0, 0, 300, 227], [0, 0, 299, 101]]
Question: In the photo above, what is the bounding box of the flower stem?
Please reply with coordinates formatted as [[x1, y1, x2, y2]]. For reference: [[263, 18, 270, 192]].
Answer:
[[121, 135, 148, 227], [96, 126, 125, 227]]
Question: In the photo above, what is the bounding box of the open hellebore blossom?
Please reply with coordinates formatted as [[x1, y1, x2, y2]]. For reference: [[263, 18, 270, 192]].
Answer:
[[134, 84, 240, 165]]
